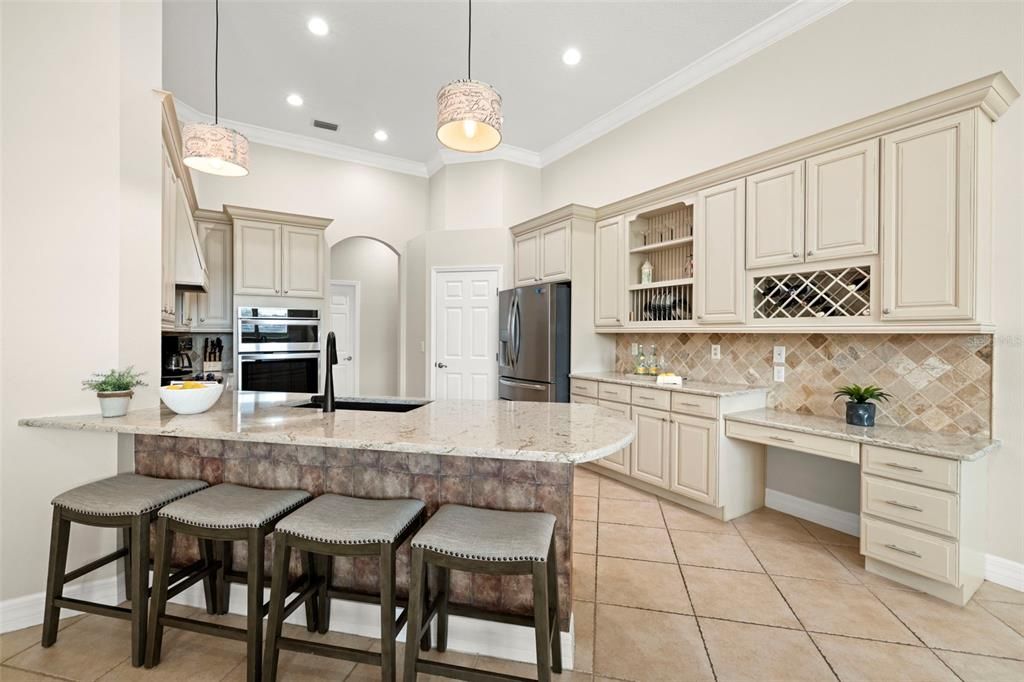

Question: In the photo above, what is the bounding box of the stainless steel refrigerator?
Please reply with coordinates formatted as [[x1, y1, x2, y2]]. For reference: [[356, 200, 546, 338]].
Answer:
[[498, 282, 571, 402]]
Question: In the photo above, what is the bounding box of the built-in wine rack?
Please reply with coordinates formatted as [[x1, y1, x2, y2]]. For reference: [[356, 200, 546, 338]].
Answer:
[[753, 266, 871, 319], [627, 202, 695, 323]]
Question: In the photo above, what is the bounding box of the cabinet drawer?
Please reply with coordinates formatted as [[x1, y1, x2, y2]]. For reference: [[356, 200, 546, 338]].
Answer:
[[861, 516, 958, 586], [670, 392, 719, 419], [570, 379, 599, 399], [571, 395, 600, 406], [725, 421, 860, 463], [862, 445, 959, 493], [631, 386, 671, 411], [862, 475, 959, 538], [598, 382, 631, 404]]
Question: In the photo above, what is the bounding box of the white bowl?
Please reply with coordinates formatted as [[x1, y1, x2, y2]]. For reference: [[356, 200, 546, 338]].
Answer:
[[159, 383, 224, 415]]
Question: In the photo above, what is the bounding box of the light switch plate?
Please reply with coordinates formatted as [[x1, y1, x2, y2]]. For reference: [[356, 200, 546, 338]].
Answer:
[[711, 344, 721, 360], [773, 345, 786, 363], [773, 365, 786, 382], [420, 341, 425, 352], [631, 343, 639, 356]]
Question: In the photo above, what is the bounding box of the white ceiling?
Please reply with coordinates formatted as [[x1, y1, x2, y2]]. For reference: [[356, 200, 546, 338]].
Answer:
[[163, 1, 803, 167]]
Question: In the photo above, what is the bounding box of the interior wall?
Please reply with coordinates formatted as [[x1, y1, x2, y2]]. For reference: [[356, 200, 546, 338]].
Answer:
[[0, 0, 162, 604], [541, 0, 1024, 565], [330, 237, 400, 396], [428, 160, 542, 235]]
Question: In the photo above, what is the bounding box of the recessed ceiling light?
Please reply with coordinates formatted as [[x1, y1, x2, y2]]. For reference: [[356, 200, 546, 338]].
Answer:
[[286, 93, 304, 107], [373, 129, 389, 142], [562, 47, 581, 66], [307, 17, 329, 36]]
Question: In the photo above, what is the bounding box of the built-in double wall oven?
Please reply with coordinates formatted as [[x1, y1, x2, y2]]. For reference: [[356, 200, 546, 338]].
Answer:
[[237, 307, 320, 393]]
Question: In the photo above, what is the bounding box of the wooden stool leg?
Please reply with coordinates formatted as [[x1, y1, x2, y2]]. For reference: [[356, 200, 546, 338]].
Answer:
[[121, 526, 132, 602], [532, 559, 552, 682], [547, 539, 562, 674], [380, 543, 397, 682], [41, 508, 71, 648], [216, 540, 232, 614], [145, 517, 173, 668], [129, 515, 150, 667], [245, 529, 266, 682], [418, 556, 431, 652], [316, 555, 332, 635], [299, 550, 317, 632], [402, 547, 426, 682], [436, 565, 450, 653], [262, 534, 291, 682], [199, 539, 218, 615]]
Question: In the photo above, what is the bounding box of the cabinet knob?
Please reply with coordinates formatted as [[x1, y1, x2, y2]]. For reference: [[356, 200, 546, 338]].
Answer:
[[696, 314, 703, 320], [882, 307, 891, 315], [284, 290, 289, 294], [275, 289, 280, 293], [807, 250, 814, 256], [792, 251, 800, 258], [199, 318, 205, 323]]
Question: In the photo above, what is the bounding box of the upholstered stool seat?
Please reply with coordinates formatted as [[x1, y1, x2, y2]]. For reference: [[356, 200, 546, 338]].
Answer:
[[403, 504, 562, 682], [411, 504, 555, 563], [263, 495, 428, 682], [42, 474, 210, 668], [53, 474, 207, 517], [158, 483, 310, 530]]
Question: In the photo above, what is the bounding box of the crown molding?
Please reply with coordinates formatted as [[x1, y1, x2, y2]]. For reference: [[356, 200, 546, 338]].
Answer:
[[174, 99, 430, 178], [223, 204, 333, 229], [509, 203, 597, 236], [538, 0, 851, 166], [424, 144, 543, 177]]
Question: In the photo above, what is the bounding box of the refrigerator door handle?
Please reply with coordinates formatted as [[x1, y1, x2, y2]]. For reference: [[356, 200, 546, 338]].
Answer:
[[512, 292, 522, 369], [499, 377, 546, 391], [503, 292, 515, 368]]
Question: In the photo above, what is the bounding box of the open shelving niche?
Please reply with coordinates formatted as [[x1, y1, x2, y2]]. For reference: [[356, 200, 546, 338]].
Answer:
[[626, 198, 695, 325]]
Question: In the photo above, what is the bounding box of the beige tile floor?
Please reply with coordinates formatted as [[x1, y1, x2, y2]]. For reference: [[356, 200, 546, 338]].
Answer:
[[3, 467, 1023, 681]]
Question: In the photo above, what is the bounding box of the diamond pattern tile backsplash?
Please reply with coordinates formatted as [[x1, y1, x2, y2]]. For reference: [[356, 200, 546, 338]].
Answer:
[[615, 333, 993, 436]]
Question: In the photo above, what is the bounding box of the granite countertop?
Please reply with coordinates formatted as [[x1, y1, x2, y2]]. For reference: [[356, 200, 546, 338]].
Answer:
[[570, 371, 769, 398], [724, 408, 999, 461], [19, 391, 634, 464]]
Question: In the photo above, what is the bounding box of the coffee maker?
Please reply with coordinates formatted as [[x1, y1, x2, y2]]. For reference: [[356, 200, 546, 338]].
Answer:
[[161, 335, 193, 386]]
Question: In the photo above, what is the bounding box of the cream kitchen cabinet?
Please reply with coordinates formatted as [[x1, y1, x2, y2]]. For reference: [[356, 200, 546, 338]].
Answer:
[[512, 220, 571, 285], [630, 405, 671, 487], [281, 225, 325, 298], [193, 218, 233, 331], [160, 148, 177, 328], [669, 414, 718, 506], [880, 111, 983, 321], [597, 399, 631, 474], [174, 182, 208, 292], [745, 161, 804, 269], [235, 220, 281, 296], [695, 179, 745, 324], [594, 216, 625, 327], [229, 206, 331, 299], [805, 139, 879, 262]]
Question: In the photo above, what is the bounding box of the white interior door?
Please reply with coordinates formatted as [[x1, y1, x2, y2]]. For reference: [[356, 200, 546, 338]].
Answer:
[[433, 268, 499, 400], [329, 282, 358, 396]]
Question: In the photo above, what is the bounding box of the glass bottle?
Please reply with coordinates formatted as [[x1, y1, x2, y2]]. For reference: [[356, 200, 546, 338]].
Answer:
[[648, 344, 659, 375], [635, 346, 647, 375]]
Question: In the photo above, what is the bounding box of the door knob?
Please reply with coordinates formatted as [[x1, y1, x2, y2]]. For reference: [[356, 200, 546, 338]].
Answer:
[[435, 362, 448, 369], [343, 356, 353, 361]]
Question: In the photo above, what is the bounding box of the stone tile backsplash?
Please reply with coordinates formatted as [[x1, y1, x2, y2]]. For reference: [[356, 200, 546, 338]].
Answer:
[[616, 333, 993, 436]]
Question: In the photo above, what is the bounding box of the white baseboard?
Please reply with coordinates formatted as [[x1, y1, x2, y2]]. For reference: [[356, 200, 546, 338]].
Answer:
[[0, 575, 123, 634], [764, 488, 861, 537], [985, 554, 1024, 592]]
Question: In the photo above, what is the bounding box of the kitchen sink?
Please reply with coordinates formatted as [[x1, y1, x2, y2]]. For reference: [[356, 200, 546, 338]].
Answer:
[[293, 396, 430, 413]]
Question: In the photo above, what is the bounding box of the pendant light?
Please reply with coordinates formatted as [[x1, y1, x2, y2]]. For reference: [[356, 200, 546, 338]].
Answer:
[[182, 0, 250, 177], [436, 0, 502, 153]]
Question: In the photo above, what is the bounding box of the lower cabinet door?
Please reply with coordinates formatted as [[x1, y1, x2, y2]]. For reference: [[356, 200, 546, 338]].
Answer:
[[597, 400, 630, 475], [630, 406, 670, 488], [669, 414, 718, 505]]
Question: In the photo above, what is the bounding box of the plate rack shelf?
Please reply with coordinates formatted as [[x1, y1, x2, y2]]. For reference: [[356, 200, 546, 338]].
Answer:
[[627, 202, 695, 323]]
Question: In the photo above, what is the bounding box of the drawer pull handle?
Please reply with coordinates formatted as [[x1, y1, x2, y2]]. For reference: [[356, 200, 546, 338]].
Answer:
[[884, 462, 924, 472], [884, 543, 922, 558], [678, 402, 700, 407], [769, 435, 795, 443], [636, 395, 654, 401], [884, 500, 924, 512]]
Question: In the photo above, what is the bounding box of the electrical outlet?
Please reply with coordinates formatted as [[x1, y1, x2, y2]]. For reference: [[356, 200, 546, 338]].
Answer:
[[711, 344, 721, 360], [631, 342, 639, 356], [773, 365, 786, 382], [773, 345, 786, 363]]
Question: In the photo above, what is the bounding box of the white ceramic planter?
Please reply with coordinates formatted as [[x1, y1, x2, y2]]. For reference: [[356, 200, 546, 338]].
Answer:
[[97, 391, 133, 418]]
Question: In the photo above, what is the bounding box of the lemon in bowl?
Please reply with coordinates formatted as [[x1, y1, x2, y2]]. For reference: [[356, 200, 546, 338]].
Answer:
[[159, 382, 224, 415]]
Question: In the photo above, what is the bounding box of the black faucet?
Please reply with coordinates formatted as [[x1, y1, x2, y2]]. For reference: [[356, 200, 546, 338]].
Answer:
[[323, 331, 337, 413]]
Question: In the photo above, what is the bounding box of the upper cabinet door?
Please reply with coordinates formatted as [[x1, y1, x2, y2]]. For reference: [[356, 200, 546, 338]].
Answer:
[[195, 222, 232, 330], [881, 111, 976, 321], [513, 231, 540, 286], [281, 225, 324, 298], [806, 139, 879, 262], [695, 179, 745, 324], [594, 216, 624, 327], [539, 221, 572, 281], [745, 161, 804, 269], [235, 220, 281, 296]]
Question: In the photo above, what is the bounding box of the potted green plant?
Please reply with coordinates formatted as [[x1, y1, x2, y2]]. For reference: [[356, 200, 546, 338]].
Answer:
[[833, 384, 893, 427], [82, 367, 147, 418]]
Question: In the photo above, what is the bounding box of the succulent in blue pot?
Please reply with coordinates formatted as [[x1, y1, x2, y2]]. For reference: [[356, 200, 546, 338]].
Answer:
[[833, 384, 892, 427]]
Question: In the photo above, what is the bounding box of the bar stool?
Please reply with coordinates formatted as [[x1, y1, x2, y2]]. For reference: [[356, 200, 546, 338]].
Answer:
[[263, 494, 430, 682], [42, 474, 209, 667], [145, 483, 312, 682], [403, 504, 562, 682]]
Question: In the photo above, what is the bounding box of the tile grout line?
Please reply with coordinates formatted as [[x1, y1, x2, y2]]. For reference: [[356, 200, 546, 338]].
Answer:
[[1, 662, 77, 681]]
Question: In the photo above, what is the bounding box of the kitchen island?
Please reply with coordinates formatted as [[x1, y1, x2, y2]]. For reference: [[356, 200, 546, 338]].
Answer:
[[21, 391, 634, 654]]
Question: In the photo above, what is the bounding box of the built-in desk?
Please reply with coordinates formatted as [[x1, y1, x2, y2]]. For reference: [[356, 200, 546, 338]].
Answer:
[[725, 408, 999, 606]]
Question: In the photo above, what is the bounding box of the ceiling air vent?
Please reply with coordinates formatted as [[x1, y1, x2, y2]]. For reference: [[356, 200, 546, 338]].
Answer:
[[312, 119, 339, 132]]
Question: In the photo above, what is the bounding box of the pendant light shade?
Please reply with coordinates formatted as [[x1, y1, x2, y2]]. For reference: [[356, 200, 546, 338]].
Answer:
[[182, 122, 249, 176], [184, 0, 249, 177], [436, 79, 502, 153]]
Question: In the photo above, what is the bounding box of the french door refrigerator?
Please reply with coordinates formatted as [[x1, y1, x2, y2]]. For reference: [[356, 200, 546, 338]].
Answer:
[[498, 282, 571, 402]]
